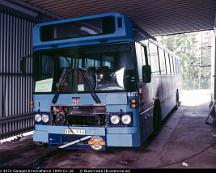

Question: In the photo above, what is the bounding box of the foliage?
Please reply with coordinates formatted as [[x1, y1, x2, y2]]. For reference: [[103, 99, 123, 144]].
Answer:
[[158, 31, 213, 90]]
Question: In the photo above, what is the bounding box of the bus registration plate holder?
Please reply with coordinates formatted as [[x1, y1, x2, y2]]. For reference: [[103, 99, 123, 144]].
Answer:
[[64, 128, 86, 135]]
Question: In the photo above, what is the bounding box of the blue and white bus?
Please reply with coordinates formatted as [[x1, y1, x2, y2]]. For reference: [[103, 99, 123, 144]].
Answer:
[[31, 12, 181, 151]]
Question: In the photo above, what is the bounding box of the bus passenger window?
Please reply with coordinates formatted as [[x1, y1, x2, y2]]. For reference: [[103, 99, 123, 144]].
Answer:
[[174, 58, 177, 74], [86, 58, 95, 68], [164, 52, 170, 74], [59, 56, 71, 69], [168, 54, 173, 74], [171, 55, 175, 74], [149, 43, 160, 74], [178, 59, 181, 74], [176, 58, 179, 74], [135, 42, 144, 80], [143, 45, 149, 65], [102, 56, 113, 68], [86, 58, 100, 68], [158, 48, 166, 74]]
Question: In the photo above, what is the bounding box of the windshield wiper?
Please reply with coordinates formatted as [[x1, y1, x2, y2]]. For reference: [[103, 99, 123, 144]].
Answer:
[[78, 68, 101, 104], [52, 57, 71, 104], [52, 68, 72, 104]]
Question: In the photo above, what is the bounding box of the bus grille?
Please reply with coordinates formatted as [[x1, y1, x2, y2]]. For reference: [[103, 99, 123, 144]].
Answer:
[[51, 105, 106, 126]]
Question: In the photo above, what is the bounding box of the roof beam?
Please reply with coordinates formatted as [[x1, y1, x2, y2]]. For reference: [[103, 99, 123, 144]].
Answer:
[[0, 0, 38, 17], [6, 0, 62, 19]]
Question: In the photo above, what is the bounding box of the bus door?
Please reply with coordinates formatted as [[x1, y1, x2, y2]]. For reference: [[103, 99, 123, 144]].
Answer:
[[135, 42, 154, 141]]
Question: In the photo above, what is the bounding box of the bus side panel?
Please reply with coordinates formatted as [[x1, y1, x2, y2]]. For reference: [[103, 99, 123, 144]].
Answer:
[[160, 75, 174, 120], [160, 75, 181, 120]]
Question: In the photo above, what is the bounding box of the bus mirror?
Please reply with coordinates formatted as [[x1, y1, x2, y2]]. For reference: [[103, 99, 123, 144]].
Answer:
[[142, 65, 151, 83], [20, 58, 26, 73]]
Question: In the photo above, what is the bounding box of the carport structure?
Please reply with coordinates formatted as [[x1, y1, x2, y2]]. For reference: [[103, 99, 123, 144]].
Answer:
[[0, 0, 216, 139]]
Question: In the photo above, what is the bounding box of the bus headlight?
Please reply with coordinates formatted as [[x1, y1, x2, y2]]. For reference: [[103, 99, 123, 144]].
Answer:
[[35, 114, 42, 122], [121, 114, 132, 125], [41, 114, 49, 123], [110, 115, 120, 125]]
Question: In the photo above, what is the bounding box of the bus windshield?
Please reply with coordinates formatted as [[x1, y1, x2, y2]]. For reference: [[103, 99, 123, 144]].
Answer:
[[34, 43, 137, 93]]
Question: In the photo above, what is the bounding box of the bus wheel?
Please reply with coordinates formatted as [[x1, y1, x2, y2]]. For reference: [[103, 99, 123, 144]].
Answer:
[[153, 100, 161, 133], [175, 89, 180, 110]]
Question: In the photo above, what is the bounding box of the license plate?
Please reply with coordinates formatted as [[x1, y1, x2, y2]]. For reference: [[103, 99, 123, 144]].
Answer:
[[64, 128, 86, 135]]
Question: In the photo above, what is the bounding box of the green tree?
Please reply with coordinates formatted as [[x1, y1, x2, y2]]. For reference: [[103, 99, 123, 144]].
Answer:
[[158, 31, 212, 90]]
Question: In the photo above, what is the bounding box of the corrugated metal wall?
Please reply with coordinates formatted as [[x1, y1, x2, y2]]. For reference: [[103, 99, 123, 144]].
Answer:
[[0, 5, 47, 139]]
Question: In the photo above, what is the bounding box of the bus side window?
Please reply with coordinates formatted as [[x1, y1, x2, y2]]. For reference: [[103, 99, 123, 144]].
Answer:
[[168, 54, 173, 74], [171, 55, 175, 74], [178, 59, 181, 74], [176, 58, 179, 74], [164, 52, 170, 74], [135, 42, 143, 80], [149, 42, 160, 74], [143, 45, 149, 65], [147, 42, 151, 64], [174, 58, 177, 74], [158, 48, 166, 74]]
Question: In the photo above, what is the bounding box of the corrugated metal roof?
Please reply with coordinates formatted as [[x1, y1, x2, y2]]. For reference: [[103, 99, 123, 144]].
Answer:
[[11, 0, 216, 36]]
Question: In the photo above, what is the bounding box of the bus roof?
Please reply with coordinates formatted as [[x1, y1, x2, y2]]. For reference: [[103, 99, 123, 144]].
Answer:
[[36, 12, 124, 27]]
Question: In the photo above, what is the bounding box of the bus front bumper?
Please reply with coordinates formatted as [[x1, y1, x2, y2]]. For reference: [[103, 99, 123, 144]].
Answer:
[[33, 125, 140, 150]]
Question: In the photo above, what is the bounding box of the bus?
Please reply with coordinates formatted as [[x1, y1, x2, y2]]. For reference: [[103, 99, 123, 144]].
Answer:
[[31, 12, 181, 151]]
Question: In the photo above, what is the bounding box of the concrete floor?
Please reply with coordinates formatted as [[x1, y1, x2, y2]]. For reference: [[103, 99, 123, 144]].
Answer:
[[0, 90, 216, 169]]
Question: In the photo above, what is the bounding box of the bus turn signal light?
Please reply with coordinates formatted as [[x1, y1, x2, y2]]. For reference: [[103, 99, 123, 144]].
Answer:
[[131, 99, 136, 104], [130, 104, 137, 108], [130, 99, 137, 108]]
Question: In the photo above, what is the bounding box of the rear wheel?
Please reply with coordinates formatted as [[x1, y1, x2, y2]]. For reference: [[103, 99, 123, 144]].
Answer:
[[153, 100, 161, 133]]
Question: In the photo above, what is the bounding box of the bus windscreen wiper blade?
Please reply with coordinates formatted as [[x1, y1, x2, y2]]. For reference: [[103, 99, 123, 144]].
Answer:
[[79, 68, 101, 104], [52, 68, 71, 104], [52, 57, 71, 104]]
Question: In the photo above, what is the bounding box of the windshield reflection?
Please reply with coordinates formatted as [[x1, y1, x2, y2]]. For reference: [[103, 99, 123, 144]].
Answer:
[[33, 43, 137, 92], [96, 67, 125, 91]]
